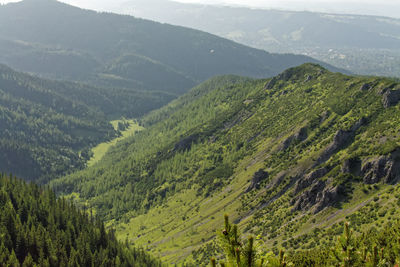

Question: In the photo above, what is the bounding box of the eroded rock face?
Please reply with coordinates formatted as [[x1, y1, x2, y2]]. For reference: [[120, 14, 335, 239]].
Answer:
[[362, 149, 400, 184], [313, 184, 344, 213], [292, 180, 343, 214], [317, 129, 353, 164], [342, 158, 361, 176], [294, 167, 329, 194], [382, 89, 400, 108], [360, 83, 371, 91], [279, 127, 308, 151], [292, 180, 325, 212], [316, 118, 366, 165], [246, 169, 269, 192]]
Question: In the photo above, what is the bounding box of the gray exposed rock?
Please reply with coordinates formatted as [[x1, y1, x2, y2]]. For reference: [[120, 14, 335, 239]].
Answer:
[[341, 158, 361, 176], [317, 129, 353, 164], [382, 89, 400, 108], [313, 184, 344, 213], [361, 149, 400, 184], [304, 75, 312, 82], [292, 180, 343, 214], [360, 83, 371, 91], [279, 127, 308, 151], [246, 169, 269, 192], [319, 110, 330, 123], [316, 118, 366, 165], [292, 180, 325, 211], [294, 167, 329, 194], [294, 127, 308, 141]]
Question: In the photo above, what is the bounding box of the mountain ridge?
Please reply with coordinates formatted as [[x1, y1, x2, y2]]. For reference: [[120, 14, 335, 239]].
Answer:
[[51, 63, 400, 263]]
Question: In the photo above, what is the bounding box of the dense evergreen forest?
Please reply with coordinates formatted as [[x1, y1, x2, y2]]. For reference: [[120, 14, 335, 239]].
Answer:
[[51, 64, 400, 263], [211, 215, 400, 266], [0, 174, 161, 266], [0, 64, 172, 182]]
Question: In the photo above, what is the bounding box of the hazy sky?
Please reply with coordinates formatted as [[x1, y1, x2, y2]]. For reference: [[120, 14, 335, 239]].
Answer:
[[0, 0, 399, 18]]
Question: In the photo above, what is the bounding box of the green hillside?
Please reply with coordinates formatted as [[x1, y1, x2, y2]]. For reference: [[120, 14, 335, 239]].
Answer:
[[0, 174, 161, 266], [51, 63, 400, 263]]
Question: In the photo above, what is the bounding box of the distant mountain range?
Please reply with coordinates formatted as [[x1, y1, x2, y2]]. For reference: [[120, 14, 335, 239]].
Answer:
[[115, 0, 400, 78], [0, 0, 341, 98]]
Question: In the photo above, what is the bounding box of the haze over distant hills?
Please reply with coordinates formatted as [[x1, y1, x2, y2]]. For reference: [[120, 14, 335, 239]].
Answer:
[[0, 0, 340, 95], [99, 0, 400, 78], [0, 0, 346, 182]]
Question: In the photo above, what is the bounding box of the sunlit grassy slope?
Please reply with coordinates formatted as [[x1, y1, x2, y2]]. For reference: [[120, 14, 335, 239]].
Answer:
[[53, 64, 400, 265], [87, 120, 144, 167]]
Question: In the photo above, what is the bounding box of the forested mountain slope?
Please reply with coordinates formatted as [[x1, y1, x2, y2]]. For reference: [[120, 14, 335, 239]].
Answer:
[[52, 64, 400, 263], [0, 0, 342, 98], [0, 174, 161, 266], [0, 65, 117, 182]]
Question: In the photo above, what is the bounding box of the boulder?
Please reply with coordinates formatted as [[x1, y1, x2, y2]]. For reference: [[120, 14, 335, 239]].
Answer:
[[246, 169, 269, 192], [294, 127, 308, 141]]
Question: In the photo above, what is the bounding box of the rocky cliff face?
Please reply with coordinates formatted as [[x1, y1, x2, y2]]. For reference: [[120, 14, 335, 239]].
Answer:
[[246, 169, 269, 192], [362, 149, 400, 184], [382, 88, 400, 108]]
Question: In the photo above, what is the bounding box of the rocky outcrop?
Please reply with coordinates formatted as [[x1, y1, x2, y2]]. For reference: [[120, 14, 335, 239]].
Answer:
[[313, 184, 344, 213], [382, 89, 400, 108], [361, 149, 400, 184], [292, 180, 325, 211], [317, 129, 353, 164], [316, 118, 366, 165], [319, 110, 330, 124], [264, 67, 302, 90], [294, 167, 329, 194], [279, 127, 308, 151], [341, 158, 361, 176], [304, 75, 312, 82], [246, 169, 269, 192], [292, 180, 343, 214], [360, 83, 371, 91]]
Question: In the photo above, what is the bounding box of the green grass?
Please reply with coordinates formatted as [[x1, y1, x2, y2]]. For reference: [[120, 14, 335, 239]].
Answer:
[[51, 64, 400, 264], [87, 119, 144, 167]]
